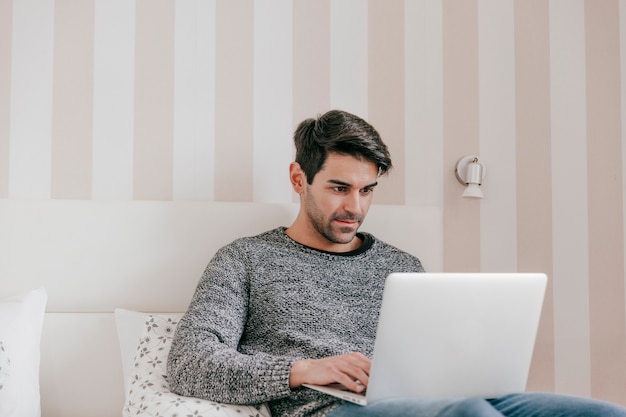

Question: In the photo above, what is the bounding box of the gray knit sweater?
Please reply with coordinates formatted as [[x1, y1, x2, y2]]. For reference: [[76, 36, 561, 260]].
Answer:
[[167, 227, 424, 417]]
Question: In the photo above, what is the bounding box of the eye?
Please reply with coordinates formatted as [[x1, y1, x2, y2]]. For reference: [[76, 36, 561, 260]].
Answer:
[[360, 187, 374, 195], [333, 186, 349, 193]]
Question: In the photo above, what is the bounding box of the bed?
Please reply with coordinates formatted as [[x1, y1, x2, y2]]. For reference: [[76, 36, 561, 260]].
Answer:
[[0, 200, 443, 417]]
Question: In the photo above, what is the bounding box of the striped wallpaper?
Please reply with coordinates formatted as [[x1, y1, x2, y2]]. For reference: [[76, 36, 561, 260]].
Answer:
[[2, 0, 626, 405]]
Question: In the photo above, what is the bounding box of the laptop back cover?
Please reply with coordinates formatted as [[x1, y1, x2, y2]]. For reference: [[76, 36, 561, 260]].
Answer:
[[366, 272, 547, 404]]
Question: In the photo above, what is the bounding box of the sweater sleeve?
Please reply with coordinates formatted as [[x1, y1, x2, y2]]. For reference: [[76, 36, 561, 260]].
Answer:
[[166, 242, 294, 405]]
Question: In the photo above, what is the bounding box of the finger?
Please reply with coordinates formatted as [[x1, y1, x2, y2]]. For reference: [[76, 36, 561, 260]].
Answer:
[[343, 353, 371, 379], [340, 352, 370, 369], [345, 365, 370, 388], [335, 373, 367, 393], [332, 355, 370, 390]]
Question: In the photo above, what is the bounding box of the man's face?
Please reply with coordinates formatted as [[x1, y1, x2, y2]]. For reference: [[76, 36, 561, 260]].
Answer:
[[301, 153, 379, 249]]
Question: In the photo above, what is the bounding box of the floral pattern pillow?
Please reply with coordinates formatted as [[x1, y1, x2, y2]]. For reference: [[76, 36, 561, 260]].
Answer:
[[123, 314, 272, 417], [0, 341, 9, 391]]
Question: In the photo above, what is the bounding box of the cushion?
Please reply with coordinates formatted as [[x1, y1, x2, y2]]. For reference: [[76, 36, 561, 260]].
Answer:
[[120, 310, 272, 417], [114, 308, 165, 393], [0, 288, 47, 417]]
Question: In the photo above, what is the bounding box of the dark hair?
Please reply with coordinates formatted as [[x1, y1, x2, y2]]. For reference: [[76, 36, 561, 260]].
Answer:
[[293, 110, 392, 184]]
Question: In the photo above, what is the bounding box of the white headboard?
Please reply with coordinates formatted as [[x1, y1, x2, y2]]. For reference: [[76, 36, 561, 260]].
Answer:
[[0, 200, 443, 417]]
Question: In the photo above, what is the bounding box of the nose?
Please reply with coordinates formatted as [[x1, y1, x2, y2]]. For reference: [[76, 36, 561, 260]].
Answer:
[[343, 191, 362, 215]]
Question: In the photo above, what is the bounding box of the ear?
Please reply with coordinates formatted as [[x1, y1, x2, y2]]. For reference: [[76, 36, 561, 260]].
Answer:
[[289, 162, 306, 194]]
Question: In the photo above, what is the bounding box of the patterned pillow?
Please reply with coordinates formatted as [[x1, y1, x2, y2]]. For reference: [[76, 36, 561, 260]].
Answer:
[[0, 341, 10, 392], [123, 314, 272, 417]]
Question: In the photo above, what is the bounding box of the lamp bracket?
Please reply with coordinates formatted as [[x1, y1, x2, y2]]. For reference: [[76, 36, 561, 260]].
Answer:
[[455, 155, 485, 185]]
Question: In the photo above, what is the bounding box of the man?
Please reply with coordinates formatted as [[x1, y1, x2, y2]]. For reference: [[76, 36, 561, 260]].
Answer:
[[167, 110, 626, 417]]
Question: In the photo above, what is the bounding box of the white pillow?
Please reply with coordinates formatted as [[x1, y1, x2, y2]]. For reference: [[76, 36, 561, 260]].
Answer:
[[0, 288, 47, 417], [119, 310, 272, 417]]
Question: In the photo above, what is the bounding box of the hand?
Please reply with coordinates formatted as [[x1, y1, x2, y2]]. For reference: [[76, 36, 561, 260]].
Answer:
[[289, 352, 371, 393]]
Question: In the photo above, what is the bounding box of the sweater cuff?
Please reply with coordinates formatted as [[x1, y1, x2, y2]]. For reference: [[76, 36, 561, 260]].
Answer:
[[250, 357, 295, 402]]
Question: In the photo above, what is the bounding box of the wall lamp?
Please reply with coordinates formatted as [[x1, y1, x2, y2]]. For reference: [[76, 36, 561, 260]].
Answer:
[[455, 155, 485, 199]]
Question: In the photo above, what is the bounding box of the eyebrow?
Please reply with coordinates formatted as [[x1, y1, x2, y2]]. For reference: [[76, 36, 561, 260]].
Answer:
[[327, 179, 379, 189]]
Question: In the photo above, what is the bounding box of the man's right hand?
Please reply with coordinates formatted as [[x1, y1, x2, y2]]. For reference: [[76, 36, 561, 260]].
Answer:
[[288, 352, 371, 393]]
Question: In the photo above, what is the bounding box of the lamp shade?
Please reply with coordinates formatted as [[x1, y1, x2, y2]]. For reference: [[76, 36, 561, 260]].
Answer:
[[455, 155, 486, 199]]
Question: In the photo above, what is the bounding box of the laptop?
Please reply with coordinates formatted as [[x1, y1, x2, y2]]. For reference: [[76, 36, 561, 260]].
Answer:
[[304, 272, 548, 405]]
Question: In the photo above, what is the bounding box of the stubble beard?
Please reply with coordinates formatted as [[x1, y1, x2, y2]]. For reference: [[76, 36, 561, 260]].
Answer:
[[307, 206, 363, 245]]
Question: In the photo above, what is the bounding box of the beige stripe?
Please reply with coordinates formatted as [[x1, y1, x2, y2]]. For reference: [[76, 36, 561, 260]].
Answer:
[[514, 0, 555, 392], [442, 0, 480, 272], [0, 0, 11, 198], [214, 0, 254, 202], [292, 0, 330, 127], [133, 0, 175, 200], [477, 0, 517, 272], [368, 0, 405, 205], [585, 0, 626, 403], [51, 0, 94, 199], [550, 0, 591, 395]]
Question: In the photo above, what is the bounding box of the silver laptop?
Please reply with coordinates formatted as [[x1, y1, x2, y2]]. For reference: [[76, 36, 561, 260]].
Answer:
[[304, 272, 547, 405]]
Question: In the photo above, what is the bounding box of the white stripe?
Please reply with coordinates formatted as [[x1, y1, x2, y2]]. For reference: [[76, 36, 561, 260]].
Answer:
[[9, 0, 54, 199], [330, 0, 368, 118], [173, 0, 216, 201], [549, 0, 591, 397], [478, 0, 517, 272], [92, 0, 135, 200], [404, 0, 443, 209], [253, 0, 293, 203]]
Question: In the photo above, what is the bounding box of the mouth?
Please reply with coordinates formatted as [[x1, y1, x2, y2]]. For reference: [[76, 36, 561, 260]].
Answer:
[[333, 217, 361, 228]]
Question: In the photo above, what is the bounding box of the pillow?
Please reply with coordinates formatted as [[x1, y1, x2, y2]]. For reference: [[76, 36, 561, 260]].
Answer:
[[0, 288, 47, 417], [114, 308, 168, 392], [120, 311, 272, 417]]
